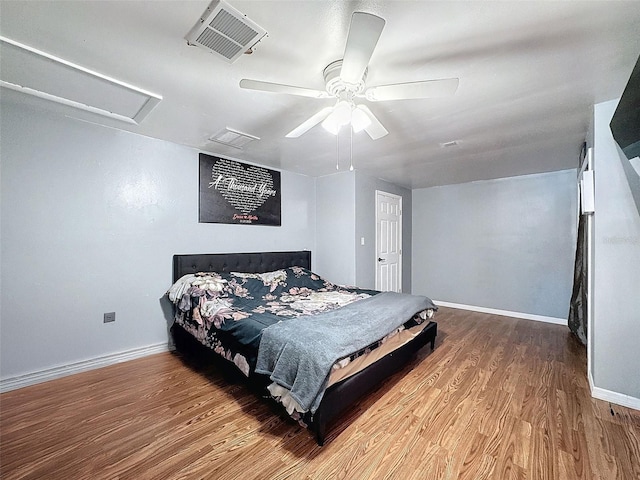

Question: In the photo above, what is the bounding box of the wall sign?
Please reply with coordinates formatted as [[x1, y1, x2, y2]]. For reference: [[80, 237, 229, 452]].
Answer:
[[199, 154, 281, 225]]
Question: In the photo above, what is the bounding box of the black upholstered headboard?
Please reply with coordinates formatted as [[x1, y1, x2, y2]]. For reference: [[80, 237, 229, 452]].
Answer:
[[172, 251, 312, 282]]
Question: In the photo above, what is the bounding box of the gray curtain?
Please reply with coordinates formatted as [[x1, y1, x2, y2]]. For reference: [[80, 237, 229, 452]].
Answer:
[[568, 212, 587, 345]]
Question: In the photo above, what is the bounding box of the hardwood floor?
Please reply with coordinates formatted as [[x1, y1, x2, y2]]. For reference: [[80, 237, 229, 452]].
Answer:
[[1, 307, 639, 479]]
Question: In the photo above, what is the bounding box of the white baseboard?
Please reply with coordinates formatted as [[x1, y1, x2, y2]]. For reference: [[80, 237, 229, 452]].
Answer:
[[0, 342, 170, 393], [588, 369, 640, 411], [591, 385, 640, 411], [433, 300, 566, 325]]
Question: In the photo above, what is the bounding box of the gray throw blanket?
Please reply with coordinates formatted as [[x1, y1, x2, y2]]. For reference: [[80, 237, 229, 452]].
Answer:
[[255, 291, 435, 414]]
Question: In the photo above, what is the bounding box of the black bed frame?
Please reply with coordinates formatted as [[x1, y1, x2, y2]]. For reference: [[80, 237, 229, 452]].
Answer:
[[171, 250, 437, 445]]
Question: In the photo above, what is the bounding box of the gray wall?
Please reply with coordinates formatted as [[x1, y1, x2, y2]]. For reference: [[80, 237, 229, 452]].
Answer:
[[0, 103, 316, 380], [591, 99, 640, 400], [314, 172, 356, 286], [355, 173, 412, 292], [412, 170, 577, 319], [314, 171, 412, 291]]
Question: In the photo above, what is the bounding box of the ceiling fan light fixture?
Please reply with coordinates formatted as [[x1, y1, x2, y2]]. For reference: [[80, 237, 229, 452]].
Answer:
[[333, 100, 352, 125], [321, 100, 352, 134], [351, 105, 372, 132], [321, 114, 341, 135]]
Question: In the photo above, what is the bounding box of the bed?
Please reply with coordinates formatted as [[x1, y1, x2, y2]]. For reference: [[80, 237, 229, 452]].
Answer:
[[168, 250, 438, 445]]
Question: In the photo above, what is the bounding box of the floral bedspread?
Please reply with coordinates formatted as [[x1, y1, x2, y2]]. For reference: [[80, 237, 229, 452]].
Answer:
[[167, 266, 432, 377]]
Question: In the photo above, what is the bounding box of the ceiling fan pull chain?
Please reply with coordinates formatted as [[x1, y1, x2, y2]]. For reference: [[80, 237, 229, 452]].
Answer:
[[336, 130, 340, 170], [349, 125, 354, 171]]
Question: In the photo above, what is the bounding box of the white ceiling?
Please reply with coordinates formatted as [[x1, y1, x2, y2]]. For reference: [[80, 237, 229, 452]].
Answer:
[[1, 1, 639, 188]]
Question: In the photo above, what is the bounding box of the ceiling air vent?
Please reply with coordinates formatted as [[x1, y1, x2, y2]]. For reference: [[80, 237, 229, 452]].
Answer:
[[185, 0, 267, 63], [209, 127, 260, 149]]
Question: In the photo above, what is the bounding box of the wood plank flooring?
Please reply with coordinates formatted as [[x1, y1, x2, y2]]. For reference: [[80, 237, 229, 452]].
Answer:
[[1, 307, 639, 479]]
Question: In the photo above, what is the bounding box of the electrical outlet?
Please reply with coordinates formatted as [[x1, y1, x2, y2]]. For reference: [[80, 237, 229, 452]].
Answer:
[[103, 312, 116, 323]]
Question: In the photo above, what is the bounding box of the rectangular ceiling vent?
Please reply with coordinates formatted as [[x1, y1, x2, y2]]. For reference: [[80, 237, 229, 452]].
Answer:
[[185, 0, 267, 63], [209, 127, 260, 149]]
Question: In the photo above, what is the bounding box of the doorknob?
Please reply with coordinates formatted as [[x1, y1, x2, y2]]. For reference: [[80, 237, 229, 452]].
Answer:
[[378, 257, 385, 262]]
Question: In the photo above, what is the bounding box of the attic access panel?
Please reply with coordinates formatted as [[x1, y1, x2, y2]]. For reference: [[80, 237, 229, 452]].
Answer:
[[185, 0, 267, 63], [0, 36, 161, 124]]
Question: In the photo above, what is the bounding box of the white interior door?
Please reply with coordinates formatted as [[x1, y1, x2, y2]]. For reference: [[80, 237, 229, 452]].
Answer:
[[375, 190, 402, 292]]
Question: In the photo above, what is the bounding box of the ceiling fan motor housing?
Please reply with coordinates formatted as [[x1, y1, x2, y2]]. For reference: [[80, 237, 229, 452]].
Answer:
[[323, 60, 367, 99]]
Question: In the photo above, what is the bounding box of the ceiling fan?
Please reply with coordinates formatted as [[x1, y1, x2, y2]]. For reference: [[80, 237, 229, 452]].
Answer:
[[239, 12, 459, 140]]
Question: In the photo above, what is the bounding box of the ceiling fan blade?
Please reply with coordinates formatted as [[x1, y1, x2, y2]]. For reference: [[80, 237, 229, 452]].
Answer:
[[340, 12, 385, 85], [240, 79, 330, 98], [285, 107, 334, 138], [364, 78, 459, 101], [357, 104, 388, 140]]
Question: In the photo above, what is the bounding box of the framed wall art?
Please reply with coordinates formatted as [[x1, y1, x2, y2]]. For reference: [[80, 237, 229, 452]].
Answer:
[[199, 154, 281, 226]]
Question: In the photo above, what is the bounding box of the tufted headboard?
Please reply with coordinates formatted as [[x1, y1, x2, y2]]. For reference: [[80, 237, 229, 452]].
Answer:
[[172, 251, 312, 282]]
